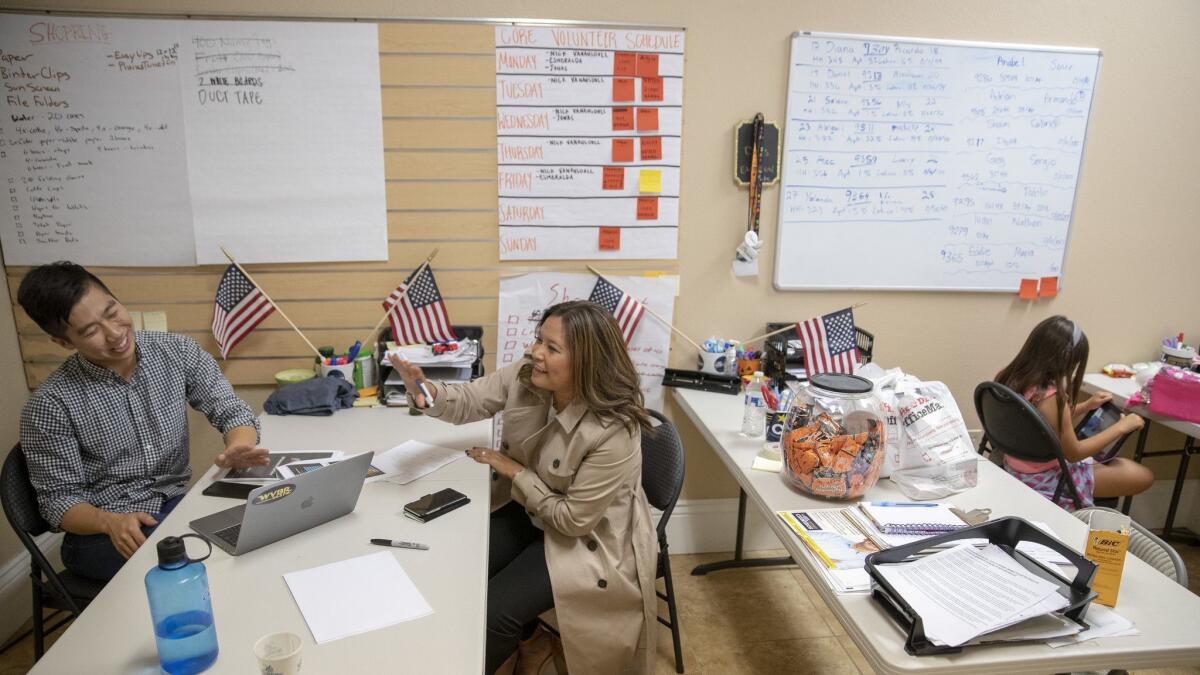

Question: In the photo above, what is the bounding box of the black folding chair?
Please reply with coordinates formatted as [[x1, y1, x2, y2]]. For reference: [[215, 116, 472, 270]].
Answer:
[[643, 409, 687, 673], [974, 382, 1083, 510], [1, 445, 104, 659]]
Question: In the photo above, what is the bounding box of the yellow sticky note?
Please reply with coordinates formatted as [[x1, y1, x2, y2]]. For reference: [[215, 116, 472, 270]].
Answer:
[[638, 169, 662, 193], [142, 311, 168, 331]]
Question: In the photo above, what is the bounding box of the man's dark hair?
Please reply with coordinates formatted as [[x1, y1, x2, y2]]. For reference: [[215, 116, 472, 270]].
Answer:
[[17, 261, 115, 339]]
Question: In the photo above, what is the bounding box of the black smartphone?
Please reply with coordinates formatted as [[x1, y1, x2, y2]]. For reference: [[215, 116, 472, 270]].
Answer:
[[403, 487, 470, 523]]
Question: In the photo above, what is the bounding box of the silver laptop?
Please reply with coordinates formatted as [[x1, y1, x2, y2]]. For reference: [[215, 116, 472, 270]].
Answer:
[[190, 451, 373, 556]]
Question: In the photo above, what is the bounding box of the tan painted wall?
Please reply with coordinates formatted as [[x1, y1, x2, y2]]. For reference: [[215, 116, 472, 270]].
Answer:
[[2, 1, 1197, 509]]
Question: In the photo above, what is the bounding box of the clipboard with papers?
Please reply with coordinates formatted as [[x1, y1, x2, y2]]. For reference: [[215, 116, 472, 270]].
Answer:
[[864, 517, 1098, 656]]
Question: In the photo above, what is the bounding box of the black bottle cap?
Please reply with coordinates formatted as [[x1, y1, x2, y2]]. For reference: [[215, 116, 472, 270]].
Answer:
[[157, 536, 187, 567]]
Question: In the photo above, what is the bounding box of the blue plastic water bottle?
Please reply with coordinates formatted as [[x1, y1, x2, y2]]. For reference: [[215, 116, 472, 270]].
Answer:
[[144, 534, 219, 674]]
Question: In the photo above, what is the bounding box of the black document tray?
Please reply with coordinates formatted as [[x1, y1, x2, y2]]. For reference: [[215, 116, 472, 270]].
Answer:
[[864, 517, 1098, 656], [661, 368, 740, 395]]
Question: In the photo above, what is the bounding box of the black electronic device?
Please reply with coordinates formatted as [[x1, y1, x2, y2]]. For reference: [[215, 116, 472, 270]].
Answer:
[[1075, 401, 1131, 464], [661, 368, 741, 395], [761, 322, 875, 389], [403, 488, 471, 523]]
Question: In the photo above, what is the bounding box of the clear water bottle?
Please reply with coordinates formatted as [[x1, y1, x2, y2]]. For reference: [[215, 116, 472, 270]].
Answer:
[[741, 371, 767, 437], [145, 535, 219, 674]]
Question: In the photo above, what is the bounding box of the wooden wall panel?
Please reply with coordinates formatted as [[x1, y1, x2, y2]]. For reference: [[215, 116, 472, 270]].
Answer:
[[9, 20, 676, 388]]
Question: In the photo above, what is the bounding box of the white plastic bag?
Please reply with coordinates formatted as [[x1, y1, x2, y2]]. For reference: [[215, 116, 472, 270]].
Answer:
[[891, 377, 978, 499], [856, 363, 905, 478]]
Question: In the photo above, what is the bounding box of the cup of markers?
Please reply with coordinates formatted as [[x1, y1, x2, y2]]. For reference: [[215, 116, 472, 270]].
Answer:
[[319, 340, 362, 380]]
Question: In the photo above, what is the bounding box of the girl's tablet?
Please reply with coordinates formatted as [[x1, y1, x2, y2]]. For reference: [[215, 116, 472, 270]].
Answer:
[[1076, 402, 1130, 464]]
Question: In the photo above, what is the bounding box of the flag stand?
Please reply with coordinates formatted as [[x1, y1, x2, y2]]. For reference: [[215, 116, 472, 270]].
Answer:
[[219, 247, 322, 358], [360, 248, 440, 348], [585, 265, 703, 353]]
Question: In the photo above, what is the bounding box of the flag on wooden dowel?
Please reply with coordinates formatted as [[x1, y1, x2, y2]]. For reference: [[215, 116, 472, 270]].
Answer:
[[797, 307, 860, 375], [589, 275, 646, 345], [384, 265, 457, 344], [211, 264, 274, 359]]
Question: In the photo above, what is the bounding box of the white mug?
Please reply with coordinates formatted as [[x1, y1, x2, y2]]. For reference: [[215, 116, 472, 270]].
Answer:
[[254, 631, 303, 675]]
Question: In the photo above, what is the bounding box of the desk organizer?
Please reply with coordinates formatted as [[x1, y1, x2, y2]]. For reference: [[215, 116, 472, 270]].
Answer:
[[661, 368, 741, 395], [864, 517, 1097, 656]]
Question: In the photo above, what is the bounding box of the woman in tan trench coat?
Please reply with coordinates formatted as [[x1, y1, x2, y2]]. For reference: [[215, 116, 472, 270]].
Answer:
[[390, 300, 659, 675]]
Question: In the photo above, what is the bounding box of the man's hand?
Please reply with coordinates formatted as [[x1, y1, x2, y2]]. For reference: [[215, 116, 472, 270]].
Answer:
[[216, 443, 270, 469], [102, 511, 158, 559]]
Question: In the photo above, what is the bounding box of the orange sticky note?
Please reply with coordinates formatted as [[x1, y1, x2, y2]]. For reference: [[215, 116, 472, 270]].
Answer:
[[1018, 278, 1038, 300], [602, 166, 624, 190], [636, 107, 659, 131], [636, 53, 659, 78], [641, 77, 664, 102], [636, 196, 658, 220], [613, 52, 636, 77], [640, 136, 662, 161], [612, 107, 634, 131], [612, 138, 634, 162], [1040, 276, 1058, 298], [612, 77, 635, 102], [599, 227, 621, 251]]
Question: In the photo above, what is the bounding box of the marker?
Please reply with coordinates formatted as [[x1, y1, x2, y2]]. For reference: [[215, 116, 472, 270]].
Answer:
[[872, 501, 938, 507], [416, 380, 434, 407], [370, 539, 429, 550]]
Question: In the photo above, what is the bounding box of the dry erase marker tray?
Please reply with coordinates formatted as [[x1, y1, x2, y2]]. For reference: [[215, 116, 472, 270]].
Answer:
[[661, 368, 741, 395], [864, 517, 1098, 656]]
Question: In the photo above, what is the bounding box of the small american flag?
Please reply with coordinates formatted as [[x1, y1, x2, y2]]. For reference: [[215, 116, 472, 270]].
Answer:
[[384, 265, 457, 344], [589, 276, 645, 344], [211, 264, 274, 359], [797, 307, 859, 375]]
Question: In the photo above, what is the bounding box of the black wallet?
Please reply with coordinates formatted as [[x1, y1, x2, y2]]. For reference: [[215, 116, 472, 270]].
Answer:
[[403, 488, 470, 523]]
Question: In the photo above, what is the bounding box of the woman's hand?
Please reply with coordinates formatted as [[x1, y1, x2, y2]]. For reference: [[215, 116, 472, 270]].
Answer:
[[388, 354, 430, 407], [1084, 391, 1113, 412], [1117, 413, 1145, 434], [465, 446, 525, 480]]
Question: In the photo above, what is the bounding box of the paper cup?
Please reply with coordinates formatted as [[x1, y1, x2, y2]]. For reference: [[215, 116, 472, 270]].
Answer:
[[254, 632, 303, 675]]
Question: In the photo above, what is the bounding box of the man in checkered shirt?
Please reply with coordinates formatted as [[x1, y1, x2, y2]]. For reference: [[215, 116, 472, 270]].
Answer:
[[17, 262, 268, 582]]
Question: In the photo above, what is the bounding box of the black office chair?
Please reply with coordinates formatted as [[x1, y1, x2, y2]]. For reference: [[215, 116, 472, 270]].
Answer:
[[1, 445, 104, 659], [974, 382, 1084, 510], [643, 409, 687, 673]]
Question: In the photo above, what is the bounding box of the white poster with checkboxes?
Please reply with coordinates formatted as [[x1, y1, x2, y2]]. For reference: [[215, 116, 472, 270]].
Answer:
[[497, 271, 676, 410]]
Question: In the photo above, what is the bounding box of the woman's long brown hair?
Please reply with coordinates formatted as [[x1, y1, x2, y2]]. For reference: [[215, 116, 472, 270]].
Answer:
[[995, 315, 1089, 424], [521, 300, 652, 433]]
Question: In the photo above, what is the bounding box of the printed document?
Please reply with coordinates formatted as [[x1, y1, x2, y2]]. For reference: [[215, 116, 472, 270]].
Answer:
[[875, 543, 1067, 646]]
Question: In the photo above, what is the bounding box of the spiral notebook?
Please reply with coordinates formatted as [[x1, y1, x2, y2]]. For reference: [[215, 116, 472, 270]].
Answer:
[[860, 502, 968, 535]]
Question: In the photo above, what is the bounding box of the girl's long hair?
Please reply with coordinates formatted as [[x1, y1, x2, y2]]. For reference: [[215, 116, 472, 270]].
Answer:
[[995, 315, 1089, 422], [520, 300, 652, 433]]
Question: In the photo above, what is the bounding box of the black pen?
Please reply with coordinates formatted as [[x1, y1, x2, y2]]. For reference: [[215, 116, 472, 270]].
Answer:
[[370, 538, 429, 550]]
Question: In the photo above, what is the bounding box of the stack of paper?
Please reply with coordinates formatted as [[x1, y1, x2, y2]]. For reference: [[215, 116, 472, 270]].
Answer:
[[371, 440, 465, 484], [776, 509, 874, 593], [874, 543, 1077, 647]]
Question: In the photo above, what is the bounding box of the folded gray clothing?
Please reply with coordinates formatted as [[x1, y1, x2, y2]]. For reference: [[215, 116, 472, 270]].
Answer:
[[264, 376, 357, 416]]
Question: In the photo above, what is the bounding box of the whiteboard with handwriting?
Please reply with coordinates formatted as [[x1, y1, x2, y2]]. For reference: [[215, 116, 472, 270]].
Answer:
[[775, 32, 1101, 291], [0, 14, 384, 266]]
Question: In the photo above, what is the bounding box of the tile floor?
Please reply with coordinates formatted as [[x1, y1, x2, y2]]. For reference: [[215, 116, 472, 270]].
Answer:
[[2, 547, 1199, 674]]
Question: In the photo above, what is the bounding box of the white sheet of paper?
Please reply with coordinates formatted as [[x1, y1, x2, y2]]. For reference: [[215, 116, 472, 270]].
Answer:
[[283, 551, 432, 644], [1046, 604, 1139, 647], [185, 20, 386, 264], [377, 440, 465, 485], [875, 543, 1066, 647]]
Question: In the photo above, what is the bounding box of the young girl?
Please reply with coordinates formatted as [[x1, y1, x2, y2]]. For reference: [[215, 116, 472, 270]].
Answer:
[[996, 315, 1153, 509]]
